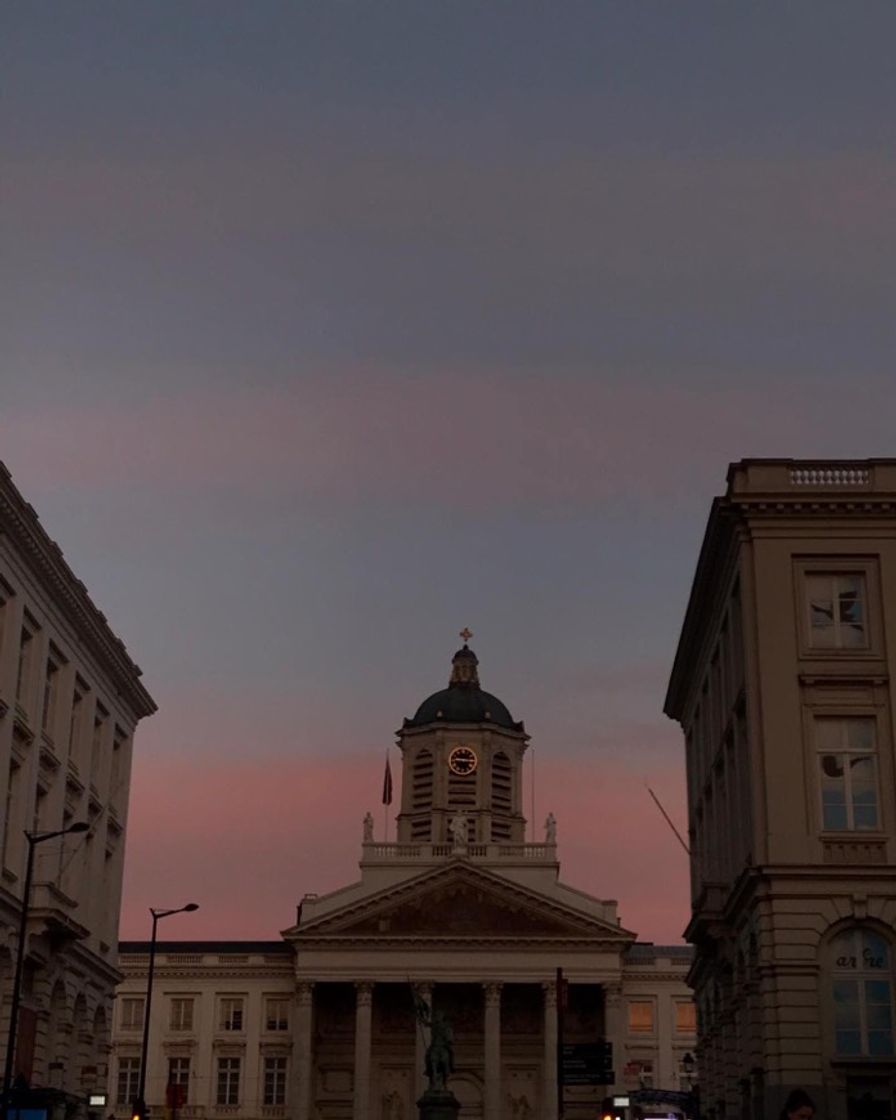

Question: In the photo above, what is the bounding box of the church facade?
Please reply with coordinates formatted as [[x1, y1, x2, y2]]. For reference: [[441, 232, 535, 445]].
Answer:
[[110, 644, 695, 1120]]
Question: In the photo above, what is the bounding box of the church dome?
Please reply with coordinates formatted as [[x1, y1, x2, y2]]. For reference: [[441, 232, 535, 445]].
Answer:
[[404, 642, 523, 731]]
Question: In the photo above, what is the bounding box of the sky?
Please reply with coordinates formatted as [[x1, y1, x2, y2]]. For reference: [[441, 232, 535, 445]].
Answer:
[[2, 2, 896, 944]]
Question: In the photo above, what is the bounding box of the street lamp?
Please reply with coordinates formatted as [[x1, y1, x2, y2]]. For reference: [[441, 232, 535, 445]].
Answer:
[[2, 821, 90, 1117], [134, 904, 199, 1120]]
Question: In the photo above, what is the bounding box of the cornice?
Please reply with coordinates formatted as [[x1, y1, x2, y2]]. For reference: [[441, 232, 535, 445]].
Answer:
[[0, 463, 156, 719], [293, 934, 629, 951], [122, 965, 295, 981]]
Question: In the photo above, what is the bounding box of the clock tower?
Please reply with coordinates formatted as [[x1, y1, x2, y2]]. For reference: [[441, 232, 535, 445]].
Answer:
[[395, 639, 530, 844]]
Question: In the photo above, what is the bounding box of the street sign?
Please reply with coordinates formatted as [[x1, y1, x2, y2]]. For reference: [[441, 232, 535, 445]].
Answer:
[[560, 1042, 614, 1085]]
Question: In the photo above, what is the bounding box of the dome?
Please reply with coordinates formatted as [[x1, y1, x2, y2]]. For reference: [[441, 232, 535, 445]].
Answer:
[[404, 642, 523, 731]]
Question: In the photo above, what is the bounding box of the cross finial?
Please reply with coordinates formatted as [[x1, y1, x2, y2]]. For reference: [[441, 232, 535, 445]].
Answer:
[[459, 627, 473, 644]]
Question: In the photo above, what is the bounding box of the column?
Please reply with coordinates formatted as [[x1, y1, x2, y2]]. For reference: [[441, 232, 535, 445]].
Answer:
[[353, 981, 374, 1120], [542, 981, 558, 1120], [483, 983, 503, 1120], [603, 983, 623, 1092], [412, 982, 433, 1102], [295, 982, 315, 1120]]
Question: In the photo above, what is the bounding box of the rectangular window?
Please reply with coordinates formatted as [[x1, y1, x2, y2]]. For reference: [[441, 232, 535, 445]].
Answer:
[[116, 1057, 141, 1105], [16, 624, 34, 704], [675, 1001, 697, 1032], [817, 717, 879, 831], [219, 997, 244, 1031], [170, 998, 194, 1032], [807, 573, 867, 649], [263, 1057, 287, 1106], [167, 1057, 190, 1103], [216, 1057, 240, 1105], [265, 998, 289, 1032], [91, 707, 107, 785], [120, 997, 145, 1031], [42, 656, 60, 732], [628, 1001, 655, 1033]]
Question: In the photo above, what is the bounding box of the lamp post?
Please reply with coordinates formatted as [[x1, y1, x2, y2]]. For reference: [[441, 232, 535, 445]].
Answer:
[[134, 904, 199, 1120], [2, 821, 90, 1117], [681, 1052, 697, 1119]]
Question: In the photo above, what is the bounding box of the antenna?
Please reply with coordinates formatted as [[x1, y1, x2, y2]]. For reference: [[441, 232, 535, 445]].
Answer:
[[644, 780, 690, 855]]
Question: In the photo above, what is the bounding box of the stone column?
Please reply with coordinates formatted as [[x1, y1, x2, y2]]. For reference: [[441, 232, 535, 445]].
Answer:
[[295, 982, 315, 1120], [483, 983, 502, 1120], [542, 981, 558, 1120], [353, 981, 374, 1120], [413, 982, 433, 1101]]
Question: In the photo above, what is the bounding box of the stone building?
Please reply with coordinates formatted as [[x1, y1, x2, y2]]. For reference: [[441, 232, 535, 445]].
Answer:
[[110, 643, 695, 1120], [0, 462, 156, 1095], [665, 459, 896, 1120]]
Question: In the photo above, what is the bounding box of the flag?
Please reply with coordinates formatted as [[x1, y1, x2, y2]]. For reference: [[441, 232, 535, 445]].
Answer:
[[382, 753, 393, 806]]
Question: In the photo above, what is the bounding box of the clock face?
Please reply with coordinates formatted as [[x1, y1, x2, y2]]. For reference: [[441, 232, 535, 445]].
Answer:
[[448, 746, 478, 776]]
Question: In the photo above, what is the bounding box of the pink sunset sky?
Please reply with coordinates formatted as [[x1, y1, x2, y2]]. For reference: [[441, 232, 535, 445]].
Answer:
[[3, 4, 896, 945]]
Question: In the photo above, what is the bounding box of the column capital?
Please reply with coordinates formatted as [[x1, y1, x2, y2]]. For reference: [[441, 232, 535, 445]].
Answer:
[[483, 982, 503, 1007], [412, 981, 433, 999], [354, 980, 375, 1006], [297, 981, 315, 1006]]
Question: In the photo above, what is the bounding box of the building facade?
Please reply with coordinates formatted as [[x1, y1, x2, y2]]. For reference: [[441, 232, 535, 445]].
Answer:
[[665, 459, 896, 1120], [110, 643, 695, 1120], [0, 462, 156, 1097]]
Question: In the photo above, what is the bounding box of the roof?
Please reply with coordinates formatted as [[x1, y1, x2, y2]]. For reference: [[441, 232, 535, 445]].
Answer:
[[403, 643, 524, 732]]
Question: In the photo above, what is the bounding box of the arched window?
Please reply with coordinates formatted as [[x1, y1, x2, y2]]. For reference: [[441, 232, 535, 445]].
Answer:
[[830, 928, 894, 1056]]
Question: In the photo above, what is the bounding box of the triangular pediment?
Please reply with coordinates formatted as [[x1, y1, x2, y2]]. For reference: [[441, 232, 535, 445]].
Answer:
[[291, 862, 634, 943]]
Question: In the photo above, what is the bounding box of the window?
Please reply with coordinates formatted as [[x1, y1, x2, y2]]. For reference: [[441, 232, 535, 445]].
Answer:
[[816, 718, 879, 831], [263, 1057, 287, 1106], [120, 997, 145, 1031], [675, 1001, 697, 1033], [42, 656, 60, 732], [831, 929, 894, 1056], [91, 707, 107, 784], [16, 624, 34, 704], [116, 1057, 141, 1105], [216, 1057, 240, 1105], [265, 998, 289, 1031], [167, 1057, 190, 1103], [807, 573, 867, 649], [628, 1001, 655, 1033], [219, 997, 244, 1031], [69, 682, 85, 761], [170, 998, 194, 1031]]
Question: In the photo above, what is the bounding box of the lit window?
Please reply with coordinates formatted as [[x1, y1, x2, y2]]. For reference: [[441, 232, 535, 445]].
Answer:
[[170, 998, 194, 1032], [116, 1057, 141, 1105], [831, 929, 894, 1056], [628, 1001, 655, 1033], [219, 997, 244, 1031], [216, 1057, 240, 1105], [807, 574, 867, 649], [120, 997, 145, 1031], [263, 1057, 287, 1105], [816, 718, 879, 831], [675, 1001, 697, 1033], [265, 998, 289, 1031]]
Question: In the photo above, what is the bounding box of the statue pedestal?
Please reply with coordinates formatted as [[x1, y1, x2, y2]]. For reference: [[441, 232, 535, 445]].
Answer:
[[417, 1088, 461, 1120]]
